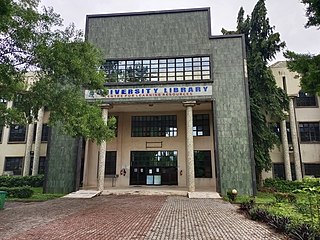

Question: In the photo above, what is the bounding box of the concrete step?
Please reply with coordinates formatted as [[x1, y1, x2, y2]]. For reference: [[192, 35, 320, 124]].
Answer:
[[188, 192, 221, 199], [63, 190, 101, 199]]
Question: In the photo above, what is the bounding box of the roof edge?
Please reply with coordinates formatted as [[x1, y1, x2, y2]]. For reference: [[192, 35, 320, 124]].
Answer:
[[86, 7, 210, 19]]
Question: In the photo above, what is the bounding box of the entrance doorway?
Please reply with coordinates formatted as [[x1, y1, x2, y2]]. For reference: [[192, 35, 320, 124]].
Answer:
[[130, 151, 178, 185]]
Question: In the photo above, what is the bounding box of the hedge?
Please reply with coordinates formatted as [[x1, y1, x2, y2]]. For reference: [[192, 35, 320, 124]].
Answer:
[[0, 175, 44, 188], [0, 186, 34, 198], [263, 178, 320, 193]]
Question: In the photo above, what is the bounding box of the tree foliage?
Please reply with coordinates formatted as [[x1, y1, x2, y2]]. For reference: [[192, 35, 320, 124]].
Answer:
[[0, 0, 114, 143], [285, 52, 320, 94], [302, 0, 320, 28], [285, 0, 320, 95], [222, 0, 289, 175]]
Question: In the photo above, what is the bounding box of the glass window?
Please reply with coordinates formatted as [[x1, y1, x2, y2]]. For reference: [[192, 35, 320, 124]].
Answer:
[[304, 164, 320, 178], [272, 122, 292, 144], [0, 125, 3, 143], [33, 124, 50, 142], [299, 122, 320, 142], [131, 151, 177, 167], [9, 124, 26, 142], [105, 151, 117, 175], [29, 156, 46, 175], [193, 114, 210, 136], [5, 157, 23, 175], [194, 151, 212, 178], [296, 91, 317, 107], [103, 56, 211, 82], [131, 115, 177, 137], [273, 163, 296, 180]]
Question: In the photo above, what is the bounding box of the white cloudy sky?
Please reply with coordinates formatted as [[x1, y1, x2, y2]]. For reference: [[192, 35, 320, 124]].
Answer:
[[40, 0, 319, 62]]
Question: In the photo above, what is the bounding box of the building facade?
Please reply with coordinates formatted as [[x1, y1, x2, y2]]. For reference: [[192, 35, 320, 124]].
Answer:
[[264, 61, 320, 180], [0, 73, 49, 177], [72, 8, 256, 195]]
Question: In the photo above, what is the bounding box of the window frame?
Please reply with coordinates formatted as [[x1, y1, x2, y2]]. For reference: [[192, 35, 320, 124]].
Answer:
[[8, 124, 27, 143], [105, 151, 117, 175], [299, 122, 320, 143], [193, 114, 210, 137], [272, 122, 292, 144], [273, 163, 296, 180], [29, 156, 46, 175], [103, 56, 211, 83], [304, 163, 320, 178], [33, 123, 50, 142], [194, 150, 212, 178], [0, 125, 3, 143], [131, 151, 178, 167], [295, 91, 317, 107], [4, 157, 23, 175], [131, 115, 177, 137]]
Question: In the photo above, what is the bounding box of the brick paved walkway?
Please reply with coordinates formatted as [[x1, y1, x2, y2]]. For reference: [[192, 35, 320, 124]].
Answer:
[[0, 195, 286, 240]]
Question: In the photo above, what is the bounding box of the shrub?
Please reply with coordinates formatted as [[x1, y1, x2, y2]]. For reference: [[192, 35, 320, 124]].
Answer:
[[249, 208, 270, 222], [274, 192, 297, 203], [289, 223, 318, 240], [239, 198, 255, 212], [0, 175, 44, 188], [264, 178, 320, 193], [267, 215, 291, 233], [0, 186, 34, 198]]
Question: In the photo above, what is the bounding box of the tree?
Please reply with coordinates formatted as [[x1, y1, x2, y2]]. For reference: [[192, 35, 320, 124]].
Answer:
[[0, 0, 115, 143], [285, 52, 320, 94], [222, 0, 289, 180], [285, 0, 320, 95], [302, 0, 320, 28]]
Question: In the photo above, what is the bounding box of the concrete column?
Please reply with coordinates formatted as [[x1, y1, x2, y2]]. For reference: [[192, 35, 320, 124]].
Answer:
[[288, 97, 303, 180], [97, 104, 110, 192], [32, 107, 44, 176], [183, 101, 196, 192], [280, 120, 292, 180], [23, 122, 35, 176]]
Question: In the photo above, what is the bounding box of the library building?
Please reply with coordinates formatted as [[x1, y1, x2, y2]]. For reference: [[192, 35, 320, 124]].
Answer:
[[76, 7, 255, 195]]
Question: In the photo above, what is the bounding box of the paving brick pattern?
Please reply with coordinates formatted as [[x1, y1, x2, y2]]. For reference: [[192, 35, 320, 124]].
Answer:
[[1, 195, 165, 240], [1, 196, 286, 240], [146, 197, 286, 240]]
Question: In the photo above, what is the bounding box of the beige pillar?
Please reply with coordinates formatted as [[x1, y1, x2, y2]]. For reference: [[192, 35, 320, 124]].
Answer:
[[97, 104, 110, 192], [23, 122, 35, 176], [183, 101, 196, 192], [280, 120, 292, 180], [32, 107, 44, 176], [288, 97, 303, 180]]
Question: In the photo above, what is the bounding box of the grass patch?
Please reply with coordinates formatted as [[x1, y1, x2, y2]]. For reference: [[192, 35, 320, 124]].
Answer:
[[7, 187, 65, 202]]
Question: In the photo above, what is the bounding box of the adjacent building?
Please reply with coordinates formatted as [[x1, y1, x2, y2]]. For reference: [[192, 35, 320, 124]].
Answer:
[[0, 73, 49, 177], [264, 61, 320, 180]]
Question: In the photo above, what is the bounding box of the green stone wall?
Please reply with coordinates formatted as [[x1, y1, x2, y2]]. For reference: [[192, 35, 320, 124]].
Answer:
[[86, 9, 255, 195], [44, 124, 79, 194]]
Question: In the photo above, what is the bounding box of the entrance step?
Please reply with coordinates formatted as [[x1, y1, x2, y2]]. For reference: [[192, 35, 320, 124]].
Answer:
[[188, 192, 221, 199], [63, 190, 101, 199], [102, 188, 188, 196]]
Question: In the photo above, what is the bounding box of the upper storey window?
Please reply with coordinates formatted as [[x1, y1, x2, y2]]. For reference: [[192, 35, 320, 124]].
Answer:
[[296, 91, 317, 107], [103, 56, 211, 83]]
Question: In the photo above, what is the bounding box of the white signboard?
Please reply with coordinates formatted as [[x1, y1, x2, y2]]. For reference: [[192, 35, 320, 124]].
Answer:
[[85, 85, 212, 100]]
